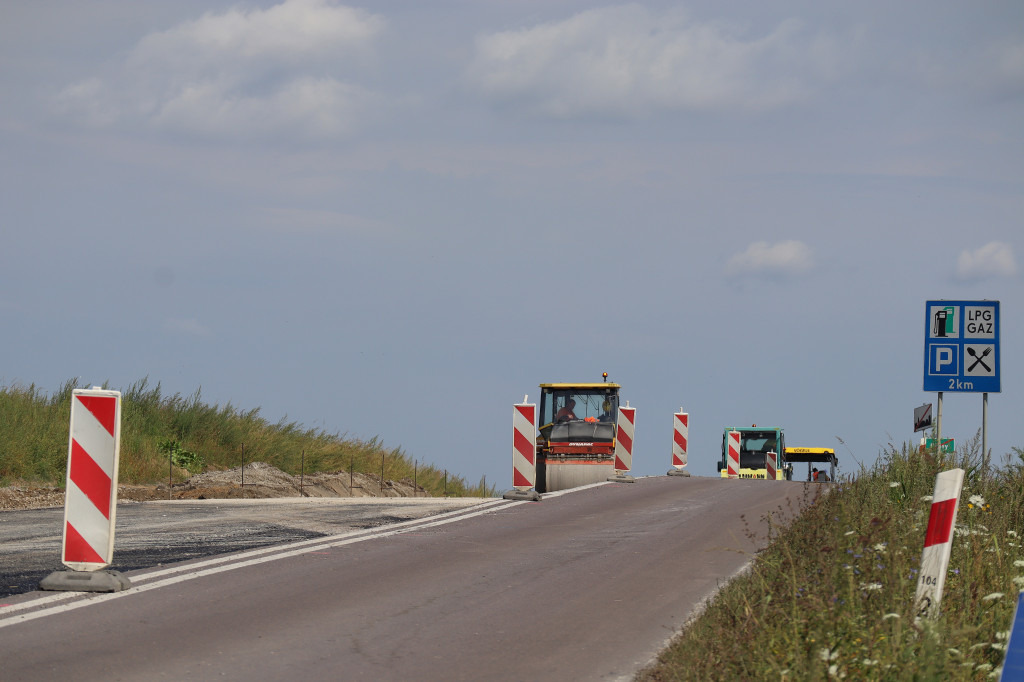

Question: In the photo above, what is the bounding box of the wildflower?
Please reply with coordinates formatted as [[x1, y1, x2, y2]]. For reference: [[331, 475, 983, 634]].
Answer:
[[996, 631, 1010, 640], [863, 583, 883, 591], [889, 482, 900, 488], [1014, 560, 1024, 568], [921, 495, 932, 502], [969, 494, 985, 506], [983, 593, 1005, 601], [976, 663, 993, 672], [862, 659, 878, 666], [947, 648, 961, 656], [844, 530, 856, 536], [1009, 530, 1018, 537], [882, 613, 900, 620], [873, 543, 887, 552], [1013, 576, 1024, 588], [820, 648, 839, 661], [991, 643, 1006, 652]]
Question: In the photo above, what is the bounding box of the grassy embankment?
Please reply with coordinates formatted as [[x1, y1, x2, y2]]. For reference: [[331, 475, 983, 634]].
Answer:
[[0, 378, 495, 497], [641, 435, 1024, 680]]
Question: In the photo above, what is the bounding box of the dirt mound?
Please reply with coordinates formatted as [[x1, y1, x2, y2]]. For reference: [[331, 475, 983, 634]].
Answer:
[[0, 462, 429, 510]]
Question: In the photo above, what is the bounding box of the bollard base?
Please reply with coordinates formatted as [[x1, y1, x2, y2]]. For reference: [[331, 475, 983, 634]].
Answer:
[[40, 569, 132, 593], [607, 473, 636, 483], [667, 468, 691, 477], [502, 488, 542, 501]]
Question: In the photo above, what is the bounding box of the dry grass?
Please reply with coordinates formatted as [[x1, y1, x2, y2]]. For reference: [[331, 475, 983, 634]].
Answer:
[[0, 378, 495, 497], [640, 435, 1024, 680]]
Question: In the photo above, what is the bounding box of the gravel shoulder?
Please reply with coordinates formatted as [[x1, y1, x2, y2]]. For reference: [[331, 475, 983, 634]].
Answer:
[[0, 461, 433, 511]]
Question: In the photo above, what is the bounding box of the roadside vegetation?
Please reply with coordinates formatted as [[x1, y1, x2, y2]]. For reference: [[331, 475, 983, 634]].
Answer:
[[641, 435, 1023, 680], [0, 378, 496, 497]]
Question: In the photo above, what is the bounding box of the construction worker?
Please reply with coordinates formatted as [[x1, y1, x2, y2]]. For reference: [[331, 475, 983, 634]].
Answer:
[[812, 468, 819, 482], [555, 399, 577, 423]]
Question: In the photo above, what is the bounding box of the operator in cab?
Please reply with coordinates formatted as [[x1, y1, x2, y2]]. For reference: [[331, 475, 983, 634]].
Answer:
[[555, 399, 577, 423]]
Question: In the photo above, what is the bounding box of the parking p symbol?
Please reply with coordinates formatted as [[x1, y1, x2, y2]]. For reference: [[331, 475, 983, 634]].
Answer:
[[929, 345, 958, 376]]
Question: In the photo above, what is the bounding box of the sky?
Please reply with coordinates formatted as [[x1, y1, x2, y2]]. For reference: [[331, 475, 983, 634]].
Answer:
[[2, 0, 1022, 487]]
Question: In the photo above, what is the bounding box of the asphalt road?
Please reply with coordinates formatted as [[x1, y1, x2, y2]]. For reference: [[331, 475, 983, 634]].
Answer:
[[0, 477, 813, 681], [0, 497, 485, 598]]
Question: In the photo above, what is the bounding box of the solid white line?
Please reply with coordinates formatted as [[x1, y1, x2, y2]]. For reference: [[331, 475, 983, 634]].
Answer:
[[0, 498, 516, 627]]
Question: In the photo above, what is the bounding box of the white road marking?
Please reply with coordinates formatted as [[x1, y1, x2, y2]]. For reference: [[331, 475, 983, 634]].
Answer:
[[0, 498, 516, 628]]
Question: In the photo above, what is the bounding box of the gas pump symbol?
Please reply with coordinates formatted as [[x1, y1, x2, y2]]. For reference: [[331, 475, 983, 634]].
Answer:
[[933, 307, 954, 337]]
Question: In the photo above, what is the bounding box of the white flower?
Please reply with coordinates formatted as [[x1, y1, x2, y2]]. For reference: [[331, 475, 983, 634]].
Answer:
[[996, 631, 1010, 640], [890, 482, 900, 488], [882, 613, 900, 620], [862, 659, 878, 666], [1013, 576, 1024, 588], [873, 543, 887, 552], [864, 583, 883, 591], [921, 495, 933, 502], [976, 662, 993, 672], [947, 648, 961, 656], [1014, 559, 1024, 568], [969, 494, 985, 506], [1008, 530, 1018, 537], [983, 593, 1005, 601], [844, 530, 856, 536], [991, 643, 1006, 652], [819, 648, 839, 661]]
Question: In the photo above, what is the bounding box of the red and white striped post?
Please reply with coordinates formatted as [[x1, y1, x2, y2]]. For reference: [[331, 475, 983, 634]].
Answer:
[[609, 404, 636, 483], [503, 397, 541, 501], [41, 387, 131, 593], [914, 468, 965, 619], [668, 410, 691, 477], [765, 451, 777, 481], [726, 430, 740, 478], [61, 388, 122, 570]]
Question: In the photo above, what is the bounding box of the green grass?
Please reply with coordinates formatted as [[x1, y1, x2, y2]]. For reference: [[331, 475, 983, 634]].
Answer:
[[0, 378, 496, 497], [641, 434, 1024, 680]]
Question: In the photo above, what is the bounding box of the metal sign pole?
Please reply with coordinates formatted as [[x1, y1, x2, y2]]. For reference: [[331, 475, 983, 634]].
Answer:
[[936, 392, 942, 451], [983, 392, 989, 471]]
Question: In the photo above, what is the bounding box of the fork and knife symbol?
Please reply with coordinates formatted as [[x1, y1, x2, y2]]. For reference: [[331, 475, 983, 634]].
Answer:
[[967, 346, 992, 372]]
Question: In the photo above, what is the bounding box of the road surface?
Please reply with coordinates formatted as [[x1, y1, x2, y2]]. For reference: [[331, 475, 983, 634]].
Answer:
[[0, 476, 814, 681]]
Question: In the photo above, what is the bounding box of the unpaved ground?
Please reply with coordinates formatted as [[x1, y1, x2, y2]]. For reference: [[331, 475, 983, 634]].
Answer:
[[0, 461, 429, 511]]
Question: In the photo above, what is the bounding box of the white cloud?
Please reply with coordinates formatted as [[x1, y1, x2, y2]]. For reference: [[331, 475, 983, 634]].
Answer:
[[466, 4, 839, 118], [54, 0, 384, 139], [726, 240, 814, 279], [955, 241, 1017, 281]]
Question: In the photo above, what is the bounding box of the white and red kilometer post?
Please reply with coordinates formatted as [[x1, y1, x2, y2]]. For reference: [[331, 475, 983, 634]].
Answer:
[[667, 409, 691, 477], [726, 430, 740, 479], [502, 397, 541, 501], [608, 403, 636, 483], [914, 468, 965, 620], [765, 451, 778, 480], [40, 387, 132, 592]]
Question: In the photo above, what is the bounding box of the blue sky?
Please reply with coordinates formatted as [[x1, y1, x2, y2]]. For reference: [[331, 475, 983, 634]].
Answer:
[[2, 0, 1021, 485]]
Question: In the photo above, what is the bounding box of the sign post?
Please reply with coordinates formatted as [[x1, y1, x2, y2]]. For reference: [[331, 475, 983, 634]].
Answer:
[[40, 387, 131, 592], [914, 468, 965, 620], [608, 404, 636, 483], [667, 409, 691, 477], [924, 300, 999, 466], [503, 396, 541, 501]]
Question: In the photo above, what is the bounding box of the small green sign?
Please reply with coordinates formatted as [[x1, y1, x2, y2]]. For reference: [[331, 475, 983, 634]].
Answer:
[[925, 438, 955, 453]]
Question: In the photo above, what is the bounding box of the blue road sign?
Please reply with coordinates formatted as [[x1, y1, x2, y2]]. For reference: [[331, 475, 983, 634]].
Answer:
[[1001, 592, 1024, 680], [923, 300, 1000, 393]]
